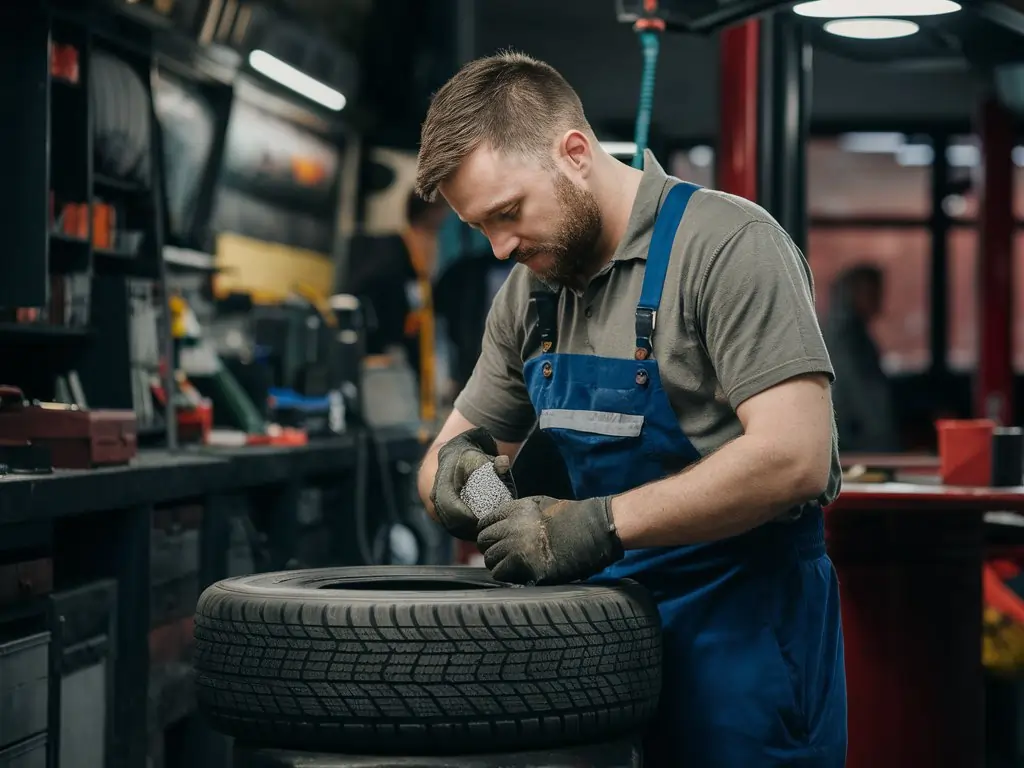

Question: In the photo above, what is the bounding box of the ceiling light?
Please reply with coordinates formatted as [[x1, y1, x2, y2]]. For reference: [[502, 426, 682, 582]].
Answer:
[[838, 132, 906, 153], [794, 0, 960, 17], [824, 18, 921, 39], [688, 145, 714, 167], [248, 50, 346, 111], [947, 144, 981, 168], [896, 144, 934, 166]]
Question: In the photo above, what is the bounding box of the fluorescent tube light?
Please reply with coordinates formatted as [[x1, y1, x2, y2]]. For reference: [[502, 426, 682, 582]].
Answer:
[[248, 49, 346, 111], [838, 132, 906, 153], [601, 141, 638, 157]]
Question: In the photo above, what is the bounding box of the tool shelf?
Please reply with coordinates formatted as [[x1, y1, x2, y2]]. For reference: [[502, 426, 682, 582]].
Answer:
[[0, 0, 177, 450]]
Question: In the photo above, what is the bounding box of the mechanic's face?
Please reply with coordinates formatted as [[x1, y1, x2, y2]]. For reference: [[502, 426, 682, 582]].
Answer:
[[439, 143, 603, 288]]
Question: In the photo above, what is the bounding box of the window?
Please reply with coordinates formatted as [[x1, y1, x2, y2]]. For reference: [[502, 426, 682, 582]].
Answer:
[[943, 135, 1024, 222], [669, 145, 715, 188], [807, 228, 931, 374], [947, 229, 1024, 372], [806, 135, 931, 376], [948, 228, 978, 371], [808, 134, 932, 221]]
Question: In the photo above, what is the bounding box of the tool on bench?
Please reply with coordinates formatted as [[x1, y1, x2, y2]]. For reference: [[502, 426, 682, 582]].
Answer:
[[0, 385, 137, 469]]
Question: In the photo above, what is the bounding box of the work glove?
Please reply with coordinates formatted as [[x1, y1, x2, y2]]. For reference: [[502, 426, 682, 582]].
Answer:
[[430, 427, 515, 541], [477, 495, 624, 585]]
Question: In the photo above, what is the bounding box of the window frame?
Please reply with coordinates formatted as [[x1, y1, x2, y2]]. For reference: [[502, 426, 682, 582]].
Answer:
[[665, 122, 1024, 379]]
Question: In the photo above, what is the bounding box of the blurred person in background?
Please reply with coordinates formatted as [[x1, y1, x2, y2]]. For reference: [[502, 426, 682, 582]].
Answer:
[[824, 264, 900, 452], [347, 190, 450, 418], [434, 249, 514, 394]]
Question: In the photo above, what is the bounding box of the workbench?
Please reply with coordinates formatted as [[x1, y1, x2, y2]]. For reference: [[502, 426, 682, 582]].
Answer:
[[0, 426, 426, 768], [828, 480, 1022, 768]]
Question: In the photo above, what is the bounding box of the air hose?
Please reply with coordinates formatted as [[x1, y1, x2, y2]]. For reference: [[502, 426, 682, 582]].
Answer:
[[631, 2, 666, 169], [353, 426, 386, 565], [353, 424, 405, 566]]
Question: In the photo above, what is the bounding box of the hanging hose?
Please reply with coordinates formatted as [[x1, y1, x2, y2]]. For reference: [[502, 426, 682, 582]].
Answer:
[[631, 2, 666, 169], [632, 30, 660, 169]]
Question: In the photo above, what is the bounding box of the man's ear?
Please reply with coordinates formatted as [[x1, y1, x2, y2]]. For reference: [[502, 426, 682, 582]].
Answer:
[[558, 130, 593, 178]]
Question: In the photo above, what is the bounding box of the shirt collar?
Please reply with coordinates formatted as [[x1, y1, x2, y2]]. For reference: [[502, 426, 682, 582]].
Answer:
[[608, 149, 673, 264]]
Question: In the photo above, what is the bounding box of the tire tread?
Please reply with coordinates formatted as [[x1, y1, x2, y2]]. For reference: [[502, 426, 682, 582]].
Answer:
[[194, 575, 661, 754]]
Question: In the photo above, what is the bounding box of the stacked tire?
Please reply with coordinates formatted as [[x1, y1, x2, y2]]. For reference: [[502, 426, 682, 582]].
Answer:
[[193, 566, 662, 764]]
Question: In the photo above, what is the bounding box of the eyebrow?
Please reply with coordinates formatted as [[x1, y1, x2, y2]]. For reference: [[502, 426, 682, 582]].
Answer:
[[463, 196, 520, 226]]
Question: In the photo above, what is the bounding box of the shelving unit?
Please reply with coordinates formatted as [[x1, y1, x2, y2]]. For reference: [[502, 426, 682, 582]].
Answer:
[[0, 1, 177, 448], [0, 4, 412, 768]]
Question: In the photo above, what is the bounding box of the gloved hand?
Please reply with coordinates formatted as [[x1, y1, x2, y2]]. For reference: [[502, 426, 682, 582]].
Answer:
[[477, 495, 624, 585], [430, 427, 515, 541]]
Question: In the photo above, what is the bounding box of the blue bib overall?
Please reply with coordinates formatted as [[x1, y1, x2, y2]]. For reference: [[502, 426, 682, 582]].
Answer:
[[522, 183, 848, 766]]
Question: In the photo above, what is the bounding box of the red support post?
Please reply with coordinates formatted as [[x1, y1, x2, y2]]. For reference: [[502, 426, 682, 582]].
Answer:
[[976, 97, 1015, 424], [717, 20, 759, 201]]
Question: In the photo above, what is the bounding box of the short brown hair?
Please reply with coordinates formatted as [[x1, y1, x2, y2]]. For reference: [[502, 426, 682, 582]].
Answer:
[[415, 51, 591, 201]]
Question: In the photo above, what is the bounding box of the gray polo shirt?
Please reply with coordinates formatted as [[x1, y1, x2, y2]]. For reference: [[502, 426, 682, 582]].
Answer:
[[454, 151, 842, 508]]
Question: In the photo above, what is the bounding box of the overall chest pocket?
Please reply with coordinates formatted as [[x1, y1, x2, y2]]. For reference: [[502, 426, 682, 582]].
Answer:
[[538, 409, 645, 496]]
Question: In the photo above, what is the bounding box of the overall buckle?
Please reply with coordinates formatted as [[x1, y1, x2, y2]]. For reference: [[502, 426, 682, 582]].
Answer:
[[635, 307, 656, 360], [530, 291, 559, 354]]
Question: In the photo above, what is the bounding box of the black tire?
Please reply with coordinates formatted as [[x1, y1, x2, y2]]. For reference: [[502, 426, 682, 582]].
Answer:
[[194, 566, 662, 755], [232, 737, 643, 767]]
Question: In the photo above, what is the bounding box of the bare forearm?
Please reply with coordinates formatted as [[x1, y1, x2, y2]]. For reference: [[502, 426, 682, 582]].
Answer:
[[610, 435, 827, 548], [417, 444, 443, 518]]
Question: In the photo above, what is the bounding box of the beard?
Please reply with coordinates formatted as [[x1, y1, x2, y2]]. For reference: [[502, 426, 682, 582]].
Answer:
[[511, 172, 603, 289]]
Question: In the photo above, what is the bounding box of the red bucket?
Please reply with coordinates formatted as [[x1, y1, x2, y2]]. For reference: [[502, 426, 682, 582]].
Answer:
[[936, 418, 995, 486]]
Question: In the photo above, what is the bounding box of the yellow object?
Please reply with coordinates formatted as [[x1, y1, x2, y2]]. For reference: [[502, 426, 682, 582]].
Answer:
[[293, 282, 338, 327], [401, 228, 436, 424], [169, 294, 188, 339], [983, 606, 1024, 674], [214, 233, 335, 304]]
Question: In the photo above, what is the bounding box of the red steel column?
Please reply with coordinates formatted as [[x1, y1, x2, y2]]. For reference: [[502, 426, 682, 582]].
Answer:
[[976, 97, 1015, 424], [717, 20, 759, 201]]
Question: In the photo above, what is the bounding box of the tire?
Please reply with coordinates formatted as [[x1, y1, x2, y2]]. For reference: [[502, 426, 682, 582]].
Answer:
[[194, 566, 662, 755], [233, 737, 643, 767]]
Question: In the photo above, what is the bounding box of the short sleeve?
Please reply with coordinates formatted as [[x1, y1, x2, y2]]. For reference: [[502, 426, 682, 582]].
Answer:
[[697, 221, 834, 410], [453, 284, 537, 443]]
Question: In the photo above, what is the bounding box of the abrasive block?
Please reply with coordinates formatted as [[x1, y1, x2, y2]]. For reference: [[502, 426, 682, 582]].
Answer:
[[460, 460, 513, 518]]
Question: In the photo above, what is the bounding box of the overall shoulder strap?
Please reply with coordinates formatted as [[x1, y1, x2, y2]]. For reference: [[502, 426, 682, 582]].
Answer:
[[635, 181, 701, 360], [529, 289, 560, 355]]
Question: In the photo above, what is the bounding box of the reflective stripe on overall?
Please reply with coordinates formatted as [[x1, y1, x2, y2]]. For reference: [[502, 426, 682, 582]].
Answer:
[[522, 182, 848, 767]]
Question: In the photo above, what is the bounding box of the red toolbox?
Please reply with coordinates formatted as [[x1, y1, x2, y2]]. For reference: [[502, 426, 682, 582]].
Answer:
[[0, 385, 137, 468]]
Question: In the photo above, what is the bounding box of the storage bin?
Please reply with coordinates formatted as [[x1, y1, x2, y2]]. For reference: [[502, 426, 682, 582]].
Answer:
[[0, 633, 49, 749], [0, 734, 47, 768]]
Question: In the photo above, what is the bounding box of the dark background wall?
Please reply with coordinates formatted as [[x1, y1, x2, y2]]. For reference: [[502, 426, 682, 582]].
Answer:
[[469, 0, 981, 142]]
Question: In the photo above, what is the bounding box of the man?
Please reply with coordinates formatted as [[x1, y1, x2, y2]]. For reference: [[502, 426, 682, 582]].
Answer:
[[414, 52, 847, 766], [824, 264, 900, 452], [346, 190, 450, 420]]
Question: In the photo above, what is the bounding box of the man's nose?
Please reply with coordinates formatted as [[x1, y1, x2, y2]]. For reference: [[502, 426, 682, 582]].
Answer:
[[490, 233, 519, 261]]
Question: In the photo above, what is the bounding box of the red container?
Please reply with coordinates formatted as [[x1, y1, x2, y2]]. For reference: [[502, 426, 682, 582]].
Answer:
[[937, 418, 996, 486]]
